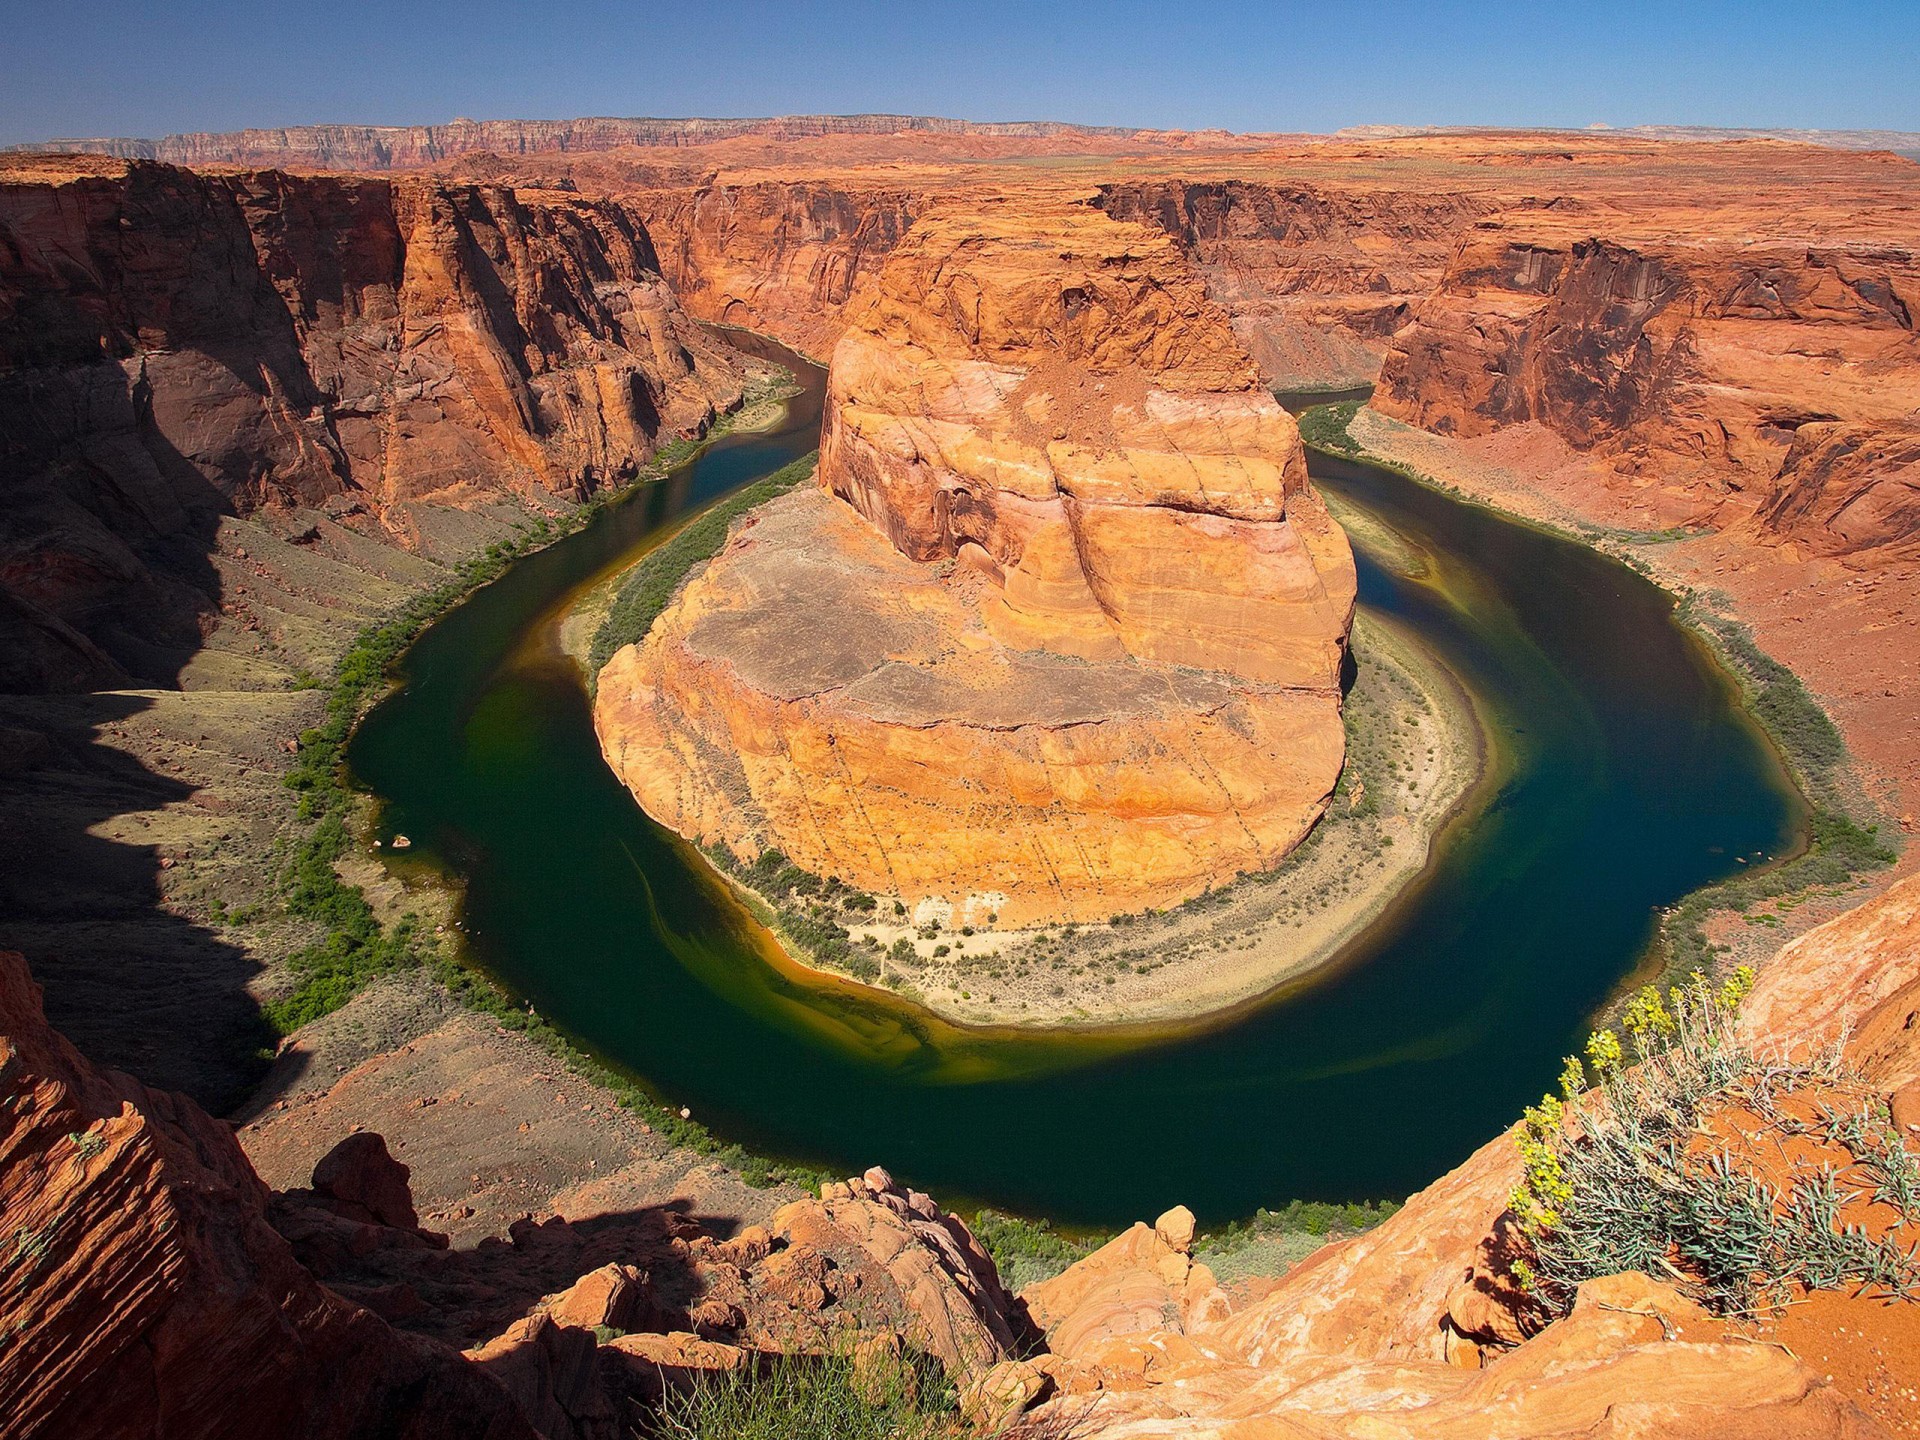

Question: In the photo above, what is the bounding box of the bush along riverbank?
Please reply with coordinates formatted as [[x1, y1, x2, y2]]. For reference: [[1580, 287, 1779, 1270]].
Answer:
[[1295, 400, 1900, 1000], [265, 395, 840, 1195], [586, 454, 819, 682]]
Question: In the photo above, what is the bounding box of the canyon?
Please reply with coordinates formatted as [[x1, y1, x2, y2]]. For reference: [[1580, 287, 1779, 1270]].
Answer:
[[1, 117, 1919, 1439]]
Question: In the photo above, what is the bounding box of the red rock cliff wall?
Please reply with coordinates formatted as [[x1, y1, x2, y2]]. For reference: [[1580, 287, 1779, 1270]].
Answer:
[[0, 157, 746, 689], [1373, 205, 1920, 559], [1093, 179, 1496, 386], [634, 181, 924, 359]]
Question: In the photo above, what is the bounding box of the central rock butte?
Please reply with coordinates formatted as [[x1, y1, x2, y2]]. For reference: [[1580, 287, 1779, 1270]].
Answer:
[[594, 203, 1356, 927]]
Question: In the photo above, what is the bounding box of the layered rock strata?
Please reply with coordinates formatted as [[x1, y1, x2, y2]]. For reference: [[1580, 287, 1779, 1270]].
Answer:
[[596, 204, 1354, 926], [1374, 202, 1920, 560], [1094, 179, 1496, 386], [0, 155, 748, 689]]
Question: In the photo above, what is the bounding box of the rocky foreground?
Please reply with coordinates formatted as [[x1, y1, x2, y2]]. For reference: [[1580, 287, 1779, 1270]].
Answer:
[[7, 869, 1920, 1437], [595, 203, 1355, 927]]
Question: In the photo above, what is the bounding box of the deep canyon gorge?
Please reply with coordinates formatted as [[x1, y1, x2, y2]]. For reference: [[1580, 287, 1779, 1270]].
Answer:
[[4, 116, 1920, 1439]]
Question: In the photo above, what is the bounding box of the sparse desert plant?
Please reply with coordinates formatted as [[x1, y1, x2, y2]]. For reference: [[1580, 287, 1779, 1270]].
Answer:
[[650, 1347, 959, 1440], [1511, 967, 1919, 1314]]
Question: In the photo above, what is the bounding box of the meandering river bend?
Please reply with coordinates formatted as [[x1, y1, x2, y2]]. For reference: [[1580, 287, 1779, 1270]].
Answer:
[[349, 339, 1803, 1226]]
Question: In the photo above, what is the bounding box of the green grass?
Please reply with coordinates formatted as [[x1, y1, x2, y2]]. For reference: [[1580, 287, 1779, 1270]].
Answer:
[[649, 1350, 960, 1440], [1295, 399, 1365, 456], [970, 1210, 1106, 1294], [586, 454, 818, 682]]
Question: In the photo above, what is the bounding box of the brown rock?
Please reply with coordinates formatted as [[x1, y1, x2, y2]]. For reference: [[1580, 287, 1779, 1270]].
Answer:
[[1155, 1205, 1197, 1255], [312, 1131, 420, 1231], [959, 1358, 1048, 1429], [547, 1263, 647, 1332], [0, 156, 748, 690], [0, 950, 539, 1440], [765, 1171, 1023, 1377]]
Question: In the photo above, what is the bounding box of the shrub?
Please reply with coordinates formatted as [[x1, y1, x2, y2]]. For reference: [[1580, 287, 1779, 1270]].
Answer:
[[1511, 968, 1919, 1314], [650, 1349, 957, 1440], [588, 455, 818, 680]]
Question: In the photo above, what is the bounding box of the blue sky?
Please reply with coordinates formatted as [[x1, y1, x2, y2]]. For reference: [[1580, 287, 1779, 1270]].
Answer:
[[3, 0, 1916, 145]]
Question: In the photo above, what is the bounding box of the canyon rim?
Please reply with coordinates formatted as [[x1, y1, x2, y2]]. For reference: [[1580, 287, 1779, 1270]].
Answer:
[[2, 84, 1920, 1440]]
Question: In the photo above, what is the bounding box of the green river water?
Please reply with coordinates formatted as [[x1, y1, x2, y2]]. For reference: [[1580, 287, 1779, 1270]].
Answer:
[[348, 339, 1803, 1226]]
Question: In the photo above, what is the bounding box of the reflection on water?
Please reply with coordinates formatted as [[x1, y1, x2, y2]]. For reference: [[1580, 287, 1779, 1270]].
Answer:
[[352, 351, 1803, 1225]]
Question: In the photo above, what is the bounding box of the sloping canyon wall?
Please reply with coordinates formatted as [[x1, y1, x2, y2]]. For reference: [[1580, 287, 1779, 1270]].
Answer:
[[0, 156, 747, 691], [1373, 202, 1920, 561]]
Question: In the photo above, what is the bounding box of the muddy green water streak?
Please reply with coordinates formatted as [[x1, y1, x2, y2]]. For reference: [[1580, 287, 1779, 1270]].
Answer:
[[350, 345, 1804, 1226]]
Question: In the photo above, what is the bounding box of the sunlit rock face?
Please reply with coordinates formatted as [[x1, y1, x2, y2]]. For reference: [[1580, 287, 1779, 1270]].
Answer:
[[596, 203, 1355, 927]]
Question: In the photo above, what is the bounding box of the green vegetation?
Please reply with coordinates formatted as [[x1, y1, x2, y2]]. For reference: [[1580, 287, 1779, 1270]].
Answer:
[[1512, 970, 1919, 1314], [1653, 605, 1899, 983], [970, 1198, 1403, 1295], [970, 1210, 1106, 1294], [1295, 399, 1365, 456], [650, 1350, 960, 1440], [586, 454, 819, 681]]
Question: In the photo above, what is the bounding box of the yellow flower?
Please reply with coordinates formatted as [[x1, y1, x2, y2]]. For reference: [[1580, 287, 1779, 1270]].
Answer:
[[1585, 1029, 1622, 1073]]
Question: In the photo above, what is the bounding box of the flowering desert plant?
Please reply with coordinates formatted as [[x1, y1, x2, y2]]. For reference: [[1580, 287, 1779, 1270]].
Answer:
[[1510, 967, 1919, 1314]]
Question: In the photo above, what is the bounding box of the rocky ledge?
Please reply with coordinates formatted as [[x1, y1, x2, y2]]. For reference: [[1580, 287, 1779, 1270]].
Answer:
[[594, 203, 1355, 928]]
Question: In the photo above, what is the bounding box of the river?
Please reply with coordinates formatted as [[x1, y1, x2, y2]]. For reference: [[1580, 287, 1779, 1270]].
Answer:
[[348, 338, 1803, 1226]]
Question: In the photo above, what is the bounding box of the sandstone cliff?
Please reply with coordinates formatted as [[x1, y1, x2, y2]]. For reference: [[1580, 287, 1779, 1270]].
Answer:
[[0, 948, 541, 1440], [0, 155, 748, 690], [14, 115, 1154, 172], [1374, 201, 1920, 560], [635, 181, 924, 357], [596, 203, 1354, 927], [1094, 179, 1496, 387]]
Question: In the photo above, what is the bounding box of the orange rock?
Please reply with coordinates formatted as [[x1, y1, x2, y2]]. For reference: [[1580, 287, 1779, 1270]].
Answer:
[[0, 949, 540, 1440], [596, 203, 1354, 925], [1374, 203, 1920, 562], [546, 1262, 647, 1331], [765, 1169, 1022, 1378]]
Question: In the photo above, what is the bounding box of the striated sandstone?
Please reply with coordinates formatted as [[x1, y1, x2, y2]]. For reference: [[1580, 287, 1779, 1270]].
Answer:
[[635, 181, 923, 357], [0, 949, 539, 1440], [596, 203, 1354, 925], [0, 154, 748, 690], [1374, 201, 1920, 559]]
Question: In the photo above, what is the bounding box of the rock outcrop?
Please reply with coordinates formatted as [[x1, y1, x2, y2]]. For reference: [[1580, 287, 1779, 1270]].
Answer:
[[1374, 201, 1920, 560], [0, 949, 538, 1440], [0, 943, 1027, 1437], [635, 181, 923, 357], [596, 203, 1355, 925], [0, 154, 748, 689]]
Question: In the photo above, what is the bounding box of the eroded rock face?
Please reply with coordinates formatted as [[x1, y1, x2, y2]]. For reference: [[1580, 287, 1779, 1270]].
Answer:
[[1094, 179, 1496, 387], [0, 155, 747, 689], [1374, 205, 1920, 560], [636, 181, 923, 358], [596, 203, 1354, 925], [0, 949, 536, 1440]]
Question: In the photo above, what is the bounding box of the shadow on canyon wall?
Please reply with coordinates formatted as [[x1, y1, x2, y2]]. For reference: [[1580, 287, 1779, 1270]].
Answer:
[[0, 356, 273, 1109]]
